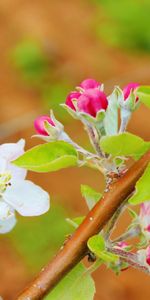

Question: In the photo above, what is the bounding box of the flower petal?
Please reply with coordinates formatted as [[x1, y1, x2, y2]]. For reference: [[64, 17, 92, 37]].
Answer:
[[0, 158, 7, 173], [0, 139, 27, 180], [0, 215, 17, 233], [0, 201, 12, 219], [4, 180, 50, 216], [0, 202, 16, 234], [0, 139, 25, 161]]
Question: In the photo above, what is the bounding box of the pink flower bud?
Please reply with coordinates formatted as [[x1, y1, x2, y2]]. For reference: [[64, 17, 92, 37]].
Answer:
[[34, 115, 55, 136], [139, 202, 150, 237], [146, 246, 150, 266], [79, 78, 101, 90], [116, 242, 128, 249], [65, 91, 81, 110], [123, 82, 139, 101], [140, 202, 150, 218], [77, 89, 108, 117]]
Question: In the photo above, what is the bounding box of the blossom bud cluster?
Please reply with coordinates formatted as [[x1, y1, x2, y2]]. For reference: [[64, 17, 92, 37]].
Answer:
[[34, 79, 139, 137]]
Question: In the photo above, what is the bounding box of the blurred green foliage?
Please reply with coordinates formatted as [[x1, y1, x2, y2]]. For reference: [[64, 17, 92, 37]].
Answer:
[[93, 0, 150, 52], [8, 203, 71, 273], [11, 40, 49, 85]]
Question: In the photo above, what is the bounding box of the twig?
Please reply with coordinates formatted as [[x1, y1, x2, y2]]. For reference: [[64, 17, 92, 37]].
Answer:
[[16, 150, 150, 300]]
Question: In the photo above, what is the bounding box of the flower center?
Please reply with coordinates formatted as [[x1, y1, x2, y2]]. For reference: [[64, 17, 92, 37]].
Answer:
[[0, 172, 12, 194]]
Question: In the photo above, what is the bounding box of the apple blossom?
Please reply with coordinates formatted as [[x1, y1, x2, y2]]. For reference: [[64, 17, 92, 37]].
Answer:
[[139, 201, 150, 240], [34, 115, 55, 136], [65, 87, 108, 118], [0, 140, 50, 233], [115, 242, 128, 249], [123, 82, 139, 101], [79, 78, 101, 90], [65, 91, 81, 111], [146, 246, 150, 266], [77, 89, 108, 117]]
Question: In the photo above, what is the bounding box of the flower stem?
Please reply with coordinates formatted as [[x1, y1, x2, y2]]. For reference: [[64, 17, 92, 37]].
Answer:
[[119, 109, 131, 133], [108, 247, 150, 275], [86, 124, 104, 158], [112, 226, 141, 244]]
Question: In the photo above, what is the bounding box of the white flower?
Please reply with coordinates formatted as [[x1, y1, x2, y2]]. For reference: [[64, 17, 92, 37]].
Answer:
[[0, 139, 50, 233]]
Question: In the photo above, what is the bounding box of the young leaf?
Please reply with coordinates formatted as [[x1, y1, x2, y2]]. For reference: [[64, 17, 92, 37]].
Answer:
[[45, 263, 95, 300], [81, 185, 102, 210], [13, 141, 78, 172], [88, 235, 105, 255], [100, 132, 150, 159], [88, 235, 118, 263], [98, 251, 118, 263], [136, 86, 150, 108], [128, 164, 150, 205], [104, 87, 119, 136]]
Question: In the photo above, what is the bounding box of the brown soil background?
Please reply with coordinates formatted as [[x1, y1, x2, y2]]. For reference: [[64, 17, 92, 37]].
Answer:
[[0, 0, 150, 299]]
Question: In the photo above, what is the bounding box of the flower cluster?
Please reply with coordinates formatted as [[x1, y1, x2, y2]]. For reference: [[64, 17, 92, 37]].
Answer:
[[0, 140, 50, 233], [34, 79, 139, 138]]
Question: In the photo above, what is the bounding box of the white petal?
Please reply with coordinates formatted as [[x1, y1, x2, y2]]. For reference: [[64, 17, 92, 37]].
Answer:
[[0, 139, 27, 179], [0, 158, 7, 173], [0, 139, 25, 161], [9, 164, 27, 181], [0, 201, 12, 219], [0, 199, 16, 234], [4, 180, 50, 216], [0, 139, 27, 180], [0, 212, 16, 234]]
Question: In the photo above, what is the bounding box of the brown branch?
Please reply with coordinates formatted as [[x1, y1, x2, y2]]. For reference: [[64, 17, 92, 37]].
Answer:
[[16, 150, 150, 300]]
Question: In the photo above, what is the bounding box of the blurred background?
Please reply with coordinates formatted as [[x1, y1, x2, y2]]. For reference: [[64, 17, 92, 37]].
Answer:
[[0, 0, 150, 299]]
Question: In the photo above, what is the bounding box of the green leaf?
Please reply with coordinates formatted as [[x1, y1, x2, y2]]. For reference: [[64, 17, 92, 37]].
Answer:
[[104, 87, 119, 136], [45, 263, 95, 300], [66, 216, 85, 229], [136, 86, 150, 108], [81, 185, 101, 210], [128, 164, 150, 205], [98, 251, 118, 263], [13, 141, 78, 172], [88, 235, 118, 263], [88, 235, 105, 255], [100, 132, 150, 159]]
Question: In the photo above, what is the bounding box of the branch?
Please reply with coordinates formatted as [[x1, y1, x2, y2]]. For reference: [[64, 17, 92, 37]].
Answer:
[[17, 150, 150, 300]]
